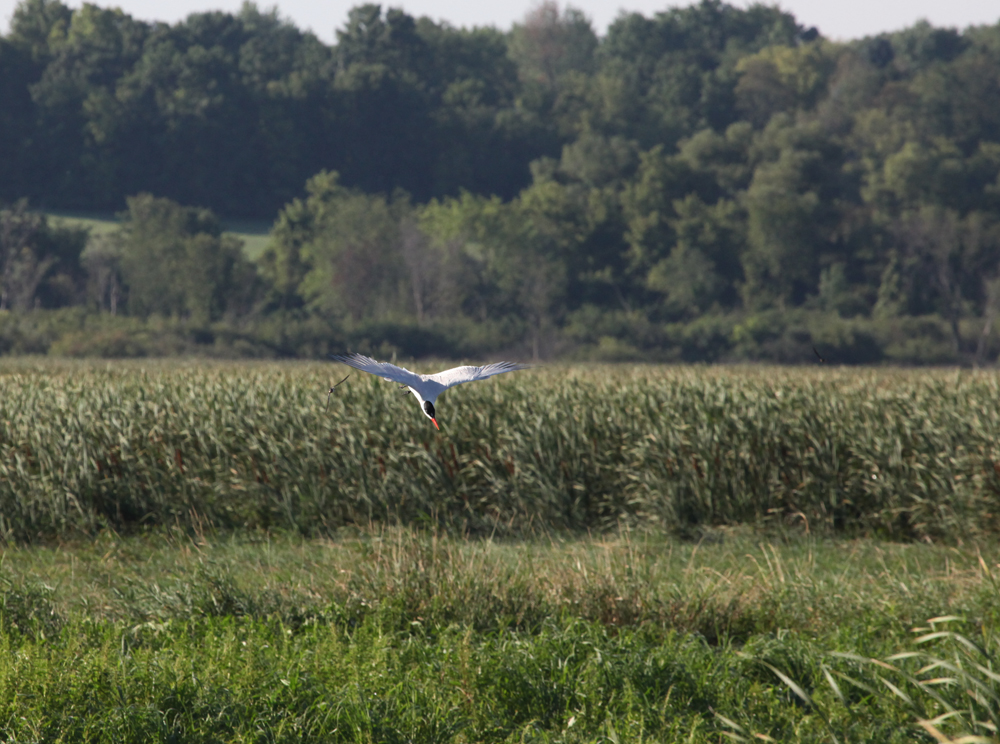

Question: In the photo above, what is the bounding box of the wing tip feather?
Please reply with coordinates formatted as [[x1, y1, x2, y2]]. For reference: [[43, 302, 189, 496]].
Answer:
[[330, 352, 375, 364]]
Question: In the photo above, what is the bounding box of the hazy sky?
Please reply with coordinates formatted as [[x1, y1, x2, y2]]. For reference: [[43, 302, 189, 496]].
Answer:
[[1, 0, 998, 43]]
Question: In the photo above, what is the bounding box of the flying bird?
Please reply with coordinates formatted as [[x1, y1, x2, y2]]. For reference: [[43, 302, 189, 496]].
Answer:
[[330, 353, 529, 430], [325, 373, 351, 410]]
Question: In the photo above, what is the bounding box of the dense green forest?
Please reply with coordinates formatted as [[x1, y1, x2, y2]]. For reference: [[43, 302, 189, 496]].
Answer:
[[2, 0, 1000, 362]]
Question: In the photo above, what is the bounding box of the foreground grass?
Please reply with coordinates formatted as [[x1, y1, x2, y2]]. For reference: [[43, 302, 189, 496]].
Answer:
[[2, 529, 999, 742], [2, 359, 1000, 542]]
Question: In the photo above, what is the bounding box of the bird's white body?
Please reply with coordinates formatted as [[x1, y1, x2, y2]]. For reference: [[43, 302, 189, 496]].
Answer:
[[331, 353, 529, 429]]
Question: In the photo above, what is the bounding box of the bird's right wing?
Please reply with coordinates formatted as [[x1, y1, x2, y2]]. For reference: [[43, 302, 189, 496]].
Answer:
[[428, 361, 530, 390], [330, 353, 425, 387]]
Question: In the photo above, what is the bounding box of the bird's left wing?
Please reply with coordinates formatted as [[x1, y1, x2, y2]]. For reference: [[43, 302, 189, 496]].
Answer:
[[330, 353, 425, 387], [428, 361, 529, 390]]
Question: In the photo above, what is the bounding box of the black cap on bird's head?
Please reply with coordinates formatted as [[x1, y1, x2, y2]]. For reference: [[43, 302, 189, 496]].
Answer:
[[422, 400, 439, 430]]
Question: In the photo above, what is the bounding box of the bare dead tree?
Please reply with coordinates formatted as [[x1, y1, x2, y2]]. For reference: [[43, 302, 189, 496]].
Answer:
[[520, 256, 565, 361], [82, 233, 124, 315], [400, 216, 433, 325], [509, 1, 596, 90], [932, 224, 963, 355], [8, 251, 55, 311]]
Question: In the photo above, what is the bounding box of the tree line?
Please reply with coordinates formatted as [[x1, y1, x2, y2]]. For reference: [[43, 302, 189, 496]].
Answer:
[[1, 0, 1000, 363]]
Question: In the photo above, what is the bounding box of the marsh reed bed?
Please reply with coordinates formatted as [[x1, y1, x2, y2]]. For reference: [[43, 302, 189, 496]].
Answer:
[[3, 359, 1000, 741], [0, 360, 998, 542]]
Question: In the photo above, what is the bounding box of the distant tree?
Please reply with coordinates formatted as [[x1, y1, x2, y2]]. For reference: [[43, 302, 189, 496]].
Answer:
[[864, 138, 968, 212], [558, 131, 637, 188], [646, 243, 721, 318], [886, 207, 1000, 350], [734, 42, 837, 128], [418, 190, 566, 357], [336, 4, 428, 72], [417, 191, 511, 323], [0, 201, 44, 310], [0, 38, 37, 202], [598, 0, 802, 145], [740, 116, 853, 308], [105, 8, 329, 215], [621, 145, 704, 274], [0, 200, 87, 310], [676, 123, 756, 196], [7, 0, 72, 63], [117, 194, 260, 322], [27, 3, 150, 206], [330, 56, 435, 199], [891, 21, 967, 71], [649, 194, 744, 316], [261, 171, 410, 321], [519, 148, 631, 314], [508, 1, 597, 90], [397, 214, 479, 326]]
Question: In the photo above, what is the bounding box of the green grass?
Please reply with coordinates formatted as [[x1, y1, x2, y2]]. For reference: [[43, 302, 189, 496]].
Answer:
[[43, 210, 273, 260], [0, 529, 998, 742], [216, 217, 273, 260], [45, 209, 121, 237], [1, 360, 999, 542]]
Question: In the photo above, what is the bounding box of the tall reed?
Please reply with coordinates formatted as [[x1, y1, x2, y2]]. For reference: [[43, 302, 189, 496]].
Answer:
[[1, 360, 998, 542]]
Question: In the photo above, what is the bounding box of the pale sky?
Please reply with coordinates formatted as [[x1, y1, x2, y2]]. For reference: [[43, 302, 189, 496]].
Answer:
[[1, 0, 998, 43]]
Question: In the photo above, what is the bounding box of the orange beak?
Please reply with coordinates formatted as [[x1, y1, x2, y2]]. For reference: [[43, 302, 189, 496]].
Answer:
[[432, 418, 439, 430]]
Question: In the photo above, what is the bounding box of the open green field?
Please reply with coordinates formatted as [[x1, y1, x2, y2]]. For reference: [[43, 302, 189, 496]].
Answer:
[[2, 360, 1000, 741], [44, 210, 274, 260]]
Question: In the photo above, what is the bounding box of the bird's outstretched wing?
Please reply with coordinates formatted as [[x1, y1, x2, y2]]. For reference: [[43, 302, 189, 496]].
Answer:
[[428, 361, 529, 390], [330, 353, 425, 387]]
